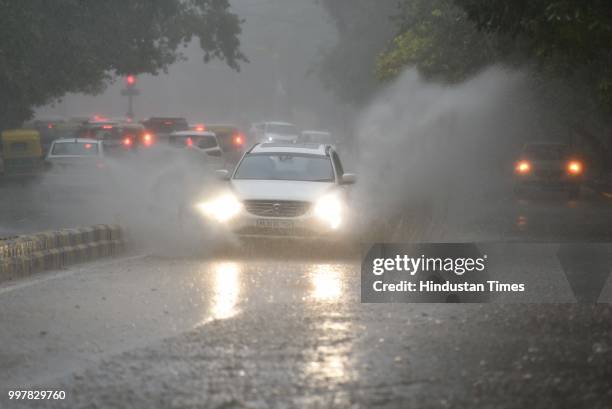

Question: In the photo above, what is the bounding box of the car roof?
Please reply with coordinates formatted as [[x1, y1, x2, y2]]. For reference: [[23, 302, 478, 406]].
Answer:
[[83, 121, 120, 127], [171, 131, 216, 137], [207, 124, 239, 129], [302, 130, 331, 135], [144, 117, 187, 121], [250, 143, 328, 156], [53, 138, 99, 144], [264, 121, 295, 126]]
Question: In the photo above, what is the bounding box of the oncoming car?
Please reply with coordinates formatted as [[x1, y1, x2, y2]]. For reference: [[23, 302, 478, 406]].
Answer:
[[513, 142, 585, 198], [194, 143, 356, 239]]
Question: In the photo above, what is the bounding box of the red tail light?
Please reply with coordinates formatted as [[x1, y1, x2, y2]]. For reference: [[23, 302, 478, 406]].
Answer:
[[102, 125, 113, 129], [143, 133, 153, 146], [47, 123, 54, 129], [194, 124, 206, 132], [567, 160, 583, 175], [123, 137, 132, 146], [84, 143, 92, 149], [186, 137, 193, 148], [233, 133, 245, 146], [515, 160, 531, 174]]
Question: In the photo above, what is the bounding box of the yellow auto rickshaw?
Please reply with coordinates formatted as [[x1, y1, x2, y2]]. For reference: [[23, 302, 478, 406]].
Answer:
[[0, 129, 43, 177]]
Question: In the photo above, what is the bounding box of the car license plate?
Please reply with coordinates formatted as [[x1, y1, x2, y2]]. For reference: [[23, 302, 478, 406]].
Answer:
[[256, 219, 294, 229]]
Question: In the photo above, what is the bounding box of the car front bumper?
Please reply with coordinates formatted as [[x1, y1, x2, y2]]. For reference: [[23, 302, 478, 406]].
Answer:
[[226, 212, 347, 240], [514, 175, 582, 190]]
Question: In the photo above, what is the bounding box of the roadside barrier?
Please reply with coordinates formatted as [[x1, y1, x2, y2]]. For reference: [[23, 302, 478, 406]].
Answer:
[[0, 224, 126, 283]]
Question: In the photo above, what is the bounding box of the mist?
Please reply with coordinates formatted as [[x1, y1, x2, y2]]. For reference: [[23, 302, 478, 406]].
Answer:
[[35, 0, 342, 132], [352, 67, 563, 239]]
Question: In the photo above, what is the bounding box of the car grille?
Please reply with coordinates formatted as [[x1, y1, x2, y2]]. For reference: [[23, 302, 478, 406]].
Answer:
[[535, 170, 563, 179], [237, 226, 317, 236], [244, 200, 311, 218]]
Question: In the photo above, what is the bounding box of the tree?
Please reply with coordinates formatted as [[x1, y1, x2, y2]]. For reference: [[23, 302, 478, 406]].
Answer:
[[316, 0, 399, 105], [451, 0, 612, 164], [0, 0, 246, 129], [376, 0, 501, 83], [453, 0, 612, 111]]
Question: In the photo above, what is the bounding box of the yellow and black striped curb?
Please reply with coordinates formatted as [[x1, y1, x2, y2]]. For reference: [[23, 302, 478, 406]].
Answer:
[[0, 225, 126, 283]]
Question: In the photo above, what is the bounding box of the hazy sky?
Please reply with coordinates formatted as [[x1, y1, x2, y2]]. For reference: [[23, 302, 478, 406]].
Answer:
[[37, 0, 340, 130]]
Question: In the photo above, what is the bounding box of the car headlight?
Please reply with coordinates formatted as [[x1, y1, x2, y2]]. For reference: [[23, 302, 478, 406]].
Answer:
[[314, 193, 343, 229], [195, 193, 243, 223]]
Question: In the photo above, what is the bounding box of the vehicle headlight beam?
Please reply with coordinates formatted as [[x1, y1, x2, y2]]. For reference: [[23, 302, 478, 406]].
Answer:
[[314, 193, 343, 230], [195, 193, 243, 223]]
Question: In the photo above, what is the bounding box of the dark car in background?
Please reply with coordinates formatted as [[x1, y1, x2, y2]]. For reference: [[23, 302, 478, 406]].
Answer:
[[141, 117, 189, 143], [206, 124, 247, 166], [78, 122, 153, 154], [513, 142, 585, 199]]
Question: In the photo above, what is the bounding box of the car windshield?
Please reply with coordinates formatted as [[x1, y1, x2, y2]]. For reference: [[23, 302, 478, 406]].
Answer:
[[267, 124, 297, 135], [51, 142, 98, 156], [234, 153, 334, 182], [523, 144, 568, 160]]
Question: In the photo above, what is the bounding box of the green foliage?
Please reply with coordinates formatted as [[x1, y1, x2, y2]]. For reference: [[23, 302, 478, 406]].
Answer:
[[376, 0, 498, 83], [453, 0, 612, 113], [0, 0, 246, 129], [316, 0, 399, 105]]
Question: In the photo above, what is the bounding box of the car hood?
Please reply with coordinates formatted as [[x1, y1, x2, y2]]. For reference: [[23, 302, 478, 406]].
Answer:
[[528, 159, 565, 170], [231, 180, 335, 202]]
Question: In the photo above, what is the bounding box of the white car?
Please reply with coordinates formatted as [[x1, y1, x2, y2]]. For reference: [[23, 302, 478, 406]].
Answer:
[[46, 138, 105, 169], [194, 143, 356, 239], [168, 130, 227, 171], [44, 139, 108, 194], [252, 121, 299, 144]]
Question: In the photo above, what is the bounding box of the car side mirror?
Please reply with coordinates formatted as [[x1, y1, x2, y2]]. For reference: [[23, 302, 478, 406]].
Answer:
[[215, 169, 231, 180], [341, 173, 356, 185]]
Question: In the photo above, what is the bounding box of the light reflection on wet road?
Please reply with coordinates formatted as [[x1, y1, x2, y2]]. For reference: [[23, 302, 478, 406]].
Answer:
[[0, 253, 361, 388], [1, 250, 612, 408], [207, 262, 242, 321], [3, 185, 612, 407]]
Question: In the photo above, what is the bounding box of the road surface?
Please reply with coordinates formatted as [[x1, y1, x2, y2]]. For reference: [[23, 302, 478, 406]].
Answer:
[[1, 185, 612, 408]]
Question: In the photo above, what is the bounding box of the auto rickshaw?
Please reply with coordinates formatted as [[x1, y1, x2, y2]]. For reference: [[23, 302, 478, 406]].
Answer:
[[0, 129, 44, 178]]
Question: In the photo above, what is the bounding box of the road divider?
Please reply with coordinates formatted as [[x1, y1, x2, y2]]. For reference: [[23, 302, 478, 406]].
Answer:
[[0, 225, 126, 283]]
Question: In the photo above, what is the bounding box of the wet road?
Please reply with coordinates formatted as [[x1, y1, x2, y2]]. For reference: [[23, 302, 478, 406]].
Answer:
[[2, 184, 612, 407], [1, 246, 612, 408]]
